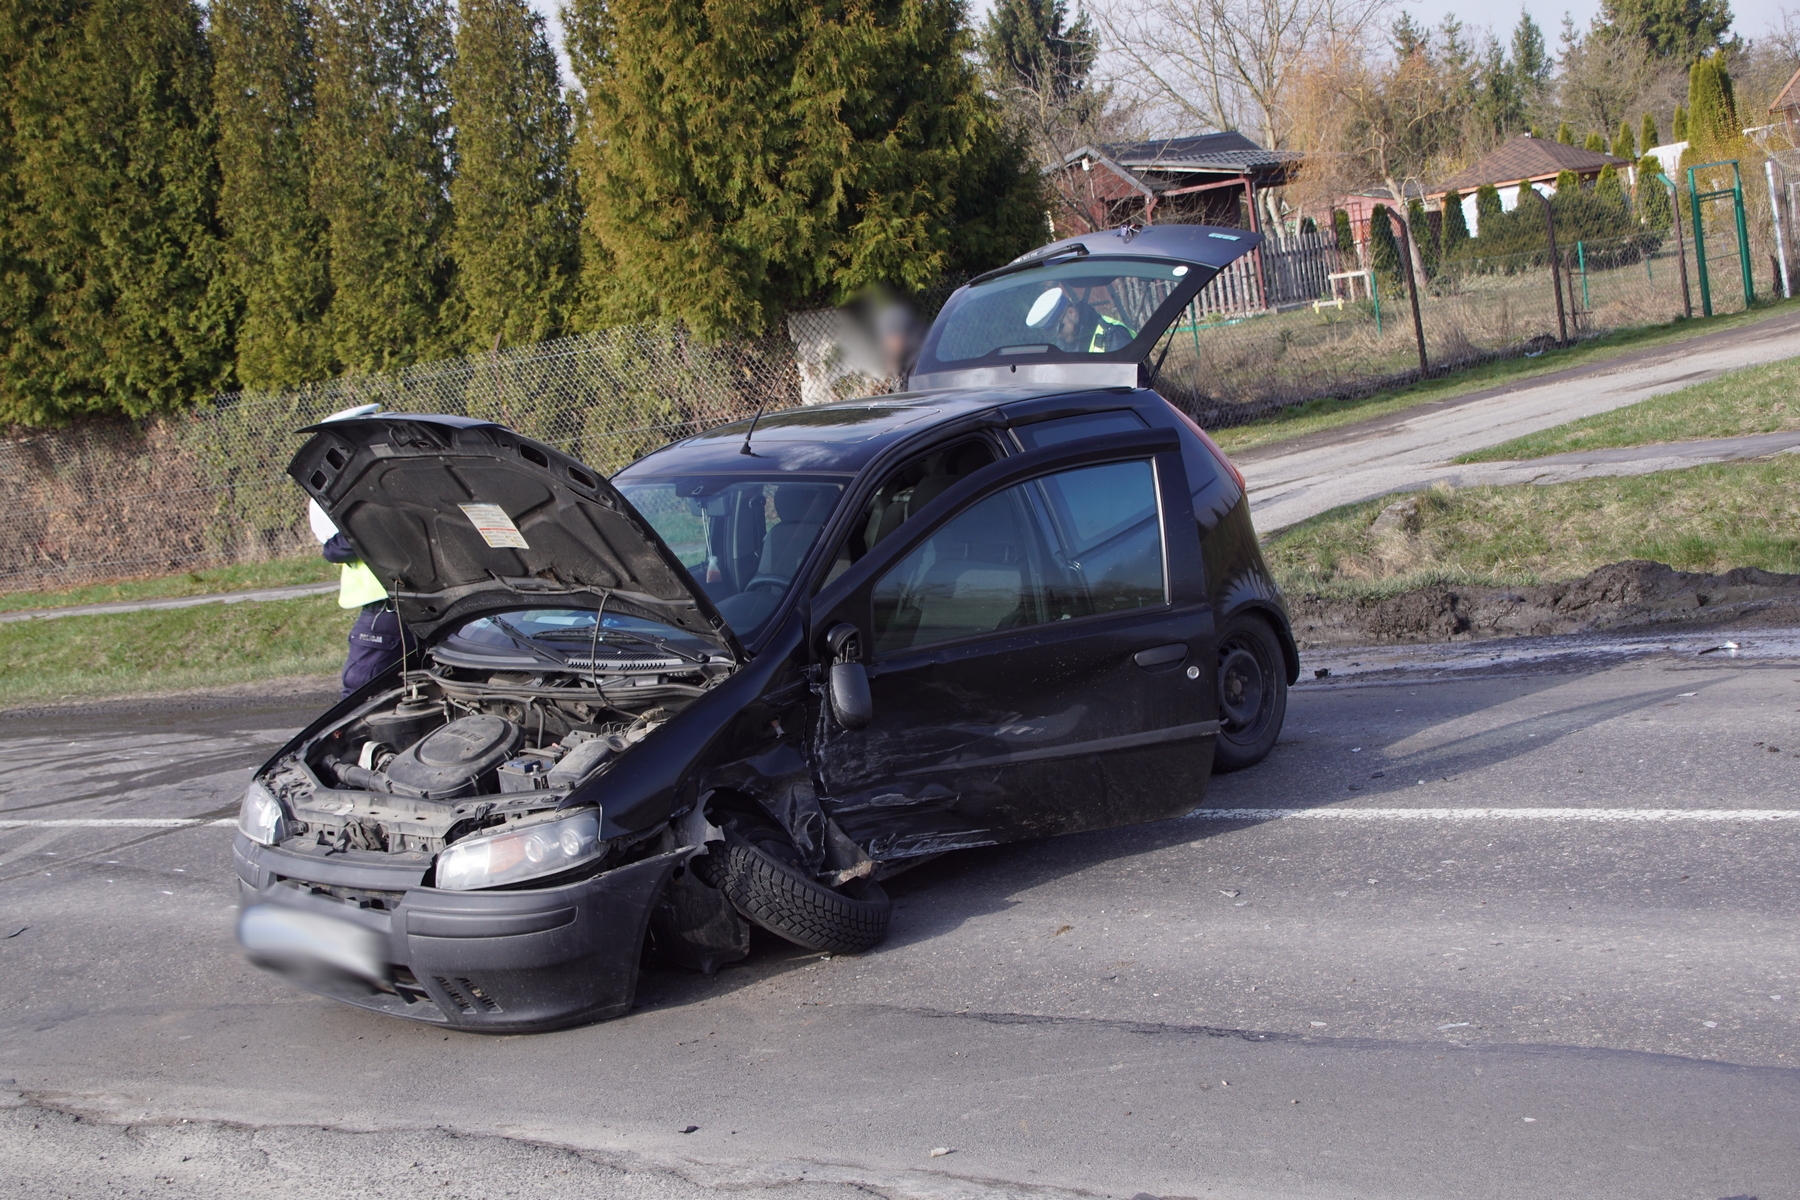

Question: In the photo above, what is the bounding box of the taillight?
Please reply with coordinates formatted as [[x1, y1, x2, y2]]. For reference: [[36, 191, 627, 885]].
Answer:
[[1162, 399, 1245, 491]]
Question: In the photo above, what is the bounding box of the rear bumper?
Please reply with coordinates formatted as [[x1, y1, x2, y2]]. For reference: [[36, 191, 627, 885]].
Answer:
[[233, 834, 681, 1033]]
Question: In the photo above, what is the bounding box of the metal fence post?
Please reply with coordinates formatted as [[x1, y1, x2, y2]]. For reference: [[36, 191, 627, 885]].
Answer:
[[1577, 240, 1590, 311], [1733, 169, 1754, 305], [1389, 209, 1428, 376], [1533, 188, 1568, 342], [1656, 173, 1692, 318], [1767, 159, 1791, 300], [1687, 165, 1714, 316]]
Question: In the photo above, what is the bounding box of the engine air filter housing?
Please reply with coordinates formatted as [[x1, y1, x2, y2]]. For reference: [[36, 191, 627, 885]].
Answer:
[[383, 715, 522, 799]]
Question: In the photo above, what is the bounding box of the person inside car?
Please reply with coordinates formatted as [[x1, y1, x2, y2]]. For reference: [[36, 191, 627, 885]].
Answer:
[[1054, 296, 1134, 354]]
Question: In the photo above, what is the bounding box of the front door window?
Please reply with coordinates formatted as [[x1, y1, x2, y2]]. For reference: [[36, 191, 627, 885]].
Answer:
[[870, 459, 1164, 655]]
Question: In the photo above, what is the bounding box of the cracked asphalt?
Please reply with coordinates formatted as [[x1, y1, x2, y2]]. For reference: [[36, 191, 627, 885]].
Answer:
[[1, 646, 1797, 1200]]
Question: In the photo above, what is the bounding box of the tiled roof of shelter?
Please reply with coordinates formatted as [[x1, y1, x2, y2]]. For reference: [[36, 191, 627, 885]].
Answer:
[[1435, 135, 1631, 194], [1064, 132, 1301, 178]]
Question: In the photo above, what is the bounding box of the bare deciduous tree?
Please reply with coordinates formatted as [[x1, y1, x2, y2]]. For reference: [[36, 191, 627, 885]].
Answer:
[[1290, 31, 1470, 278], [1099, 0, 1392, 151]]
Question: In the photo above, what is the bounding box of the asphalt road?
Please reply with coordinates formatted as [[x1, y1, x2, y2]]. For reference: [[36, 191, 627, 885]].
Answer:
[[2, 642, 1798, 1200], [1239, 308, 1800, 531]]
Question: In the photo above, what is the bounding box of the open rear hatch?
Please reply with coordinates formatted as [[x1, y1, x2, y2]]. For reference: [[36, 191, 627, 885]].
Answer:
[[908, 223, 1264, 392], [288, 414, 741, 656]]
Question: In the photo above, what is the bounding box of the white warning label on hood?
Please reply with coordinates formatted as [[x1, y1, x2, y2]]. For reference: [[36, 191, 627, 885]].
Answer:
[[459, 503, 530, 549]]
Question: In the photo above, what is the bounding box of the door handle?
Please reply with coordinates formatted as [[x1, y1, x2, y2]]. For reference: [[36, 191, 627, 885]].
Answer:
[[1132, 643, 1188, 669]]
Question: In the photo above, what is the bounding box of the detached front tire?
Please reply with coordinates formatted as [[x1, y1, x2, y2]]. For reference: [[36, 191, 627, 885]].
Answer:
[[1212, 612, 1288, 772], [708, 837, 892, 954]]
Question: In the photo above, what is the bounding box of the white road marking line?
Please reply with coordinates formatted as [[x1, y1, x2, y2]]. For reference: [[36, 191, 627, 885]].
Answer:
[[1190, 808, 1800, 822], [0, 818, 236, 828]]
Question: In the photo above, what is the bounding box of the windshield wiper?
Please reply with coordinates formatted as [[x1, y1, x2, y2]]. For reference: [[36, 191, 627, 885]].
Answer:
[[486, 616, 570, 664], [530, 622, 710, 664]]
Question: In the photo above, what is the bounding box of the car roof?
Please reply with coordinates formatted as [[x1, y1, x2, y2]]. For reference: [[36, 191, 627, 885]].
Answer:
[[615, 385, 1137, 479]]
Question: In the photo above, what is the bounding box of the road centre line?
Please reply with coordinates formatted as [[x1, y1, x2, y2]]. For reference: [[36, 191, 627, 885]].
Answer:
[[0, 818, 237, 828], [1190, 807, 1800, 822], [4, 809, 1799, 831]]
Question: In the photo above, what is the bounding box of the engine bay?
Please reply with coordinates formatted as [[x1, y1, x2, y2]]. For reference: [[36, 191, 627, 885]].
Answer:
[[259, 639, 734, 859]]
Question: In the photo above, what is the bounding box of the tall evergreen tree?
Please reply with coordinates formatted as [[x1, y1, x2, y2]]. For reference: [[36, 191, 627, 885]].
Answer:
[[1332, 208, 1355, 259], [1407, 197, 1437, 277], [1638, 153, 1672, 228], [1672, 103, 1687, 140], [1684, 55, 1739, 161], [1475, 183, 1504, 230], [1584, 131, 1606, 153], [1602, 0, 1735, 59], [1640, 111, 1658, 150], [1613, 120, 1636, 159], [1512, 9, 1551, 96], [978, 0, 1097, 106], [570, 0, 1043, 338], [212, 0, 331, 389], [450, 0, 578, 352], [308, 0, 456, 374], [1554, 168, 1580, 194], [0, 0, 232, 425], [1595, 163, 1626, 206], [1440, 189, 1470, 258], [1557, 121, 1574, 144], [1369, 203, 1402, 281]]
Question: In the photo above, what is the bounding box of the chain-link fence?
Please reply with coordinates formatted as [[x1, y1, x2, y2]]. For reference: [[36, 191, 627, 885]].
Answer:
[[2, 166, 1790, 594]]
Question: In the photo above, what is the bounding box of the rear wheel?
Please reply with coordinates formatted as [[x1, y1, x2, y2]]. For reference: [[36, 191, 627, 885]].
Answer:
[[1212, 612, 1287, 772], [707, 836, 892, 954]]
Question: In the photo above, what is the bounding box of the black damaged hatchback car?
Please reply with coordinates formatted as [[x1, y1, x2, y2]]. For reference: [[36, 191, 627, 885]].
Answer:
[[237, 224, 1299, 1031]]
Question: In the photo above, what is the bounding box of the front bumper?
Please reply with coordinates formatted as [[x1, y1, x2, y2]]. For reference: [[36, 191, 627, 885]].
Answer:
[[233, 834, 681, 1032]]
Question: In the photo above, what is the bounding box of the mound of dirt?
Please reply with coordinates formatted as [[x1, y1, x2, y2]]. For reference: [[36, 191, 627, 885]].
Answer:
[[1287, 560, 1800, 648]]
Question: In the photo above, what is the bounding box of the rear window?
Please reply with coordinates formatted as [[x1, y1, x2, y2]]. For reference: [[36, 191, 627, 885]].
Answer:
[[915, 258, 1208, 373]]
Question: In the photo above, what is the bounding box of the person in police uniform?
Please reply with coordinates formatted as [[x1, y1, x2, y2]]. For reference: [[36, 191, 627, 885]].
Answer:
[[1054, 297, 1135, 354], [308, 404, 416, 697]]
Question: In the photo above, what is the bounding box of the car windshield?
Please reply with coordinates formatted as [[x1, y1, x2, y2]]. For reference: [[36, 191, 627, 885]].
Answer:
[[444, 609, 720, 661], [916, 257, 1204, 370], [617, 475, 848, 641]]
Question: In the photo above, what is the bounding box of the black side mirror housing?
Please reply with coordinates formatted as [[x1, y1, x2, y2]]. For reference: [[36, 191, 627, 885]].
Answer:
[[823, 622, 872, 730], [828, 662, 873, 730]]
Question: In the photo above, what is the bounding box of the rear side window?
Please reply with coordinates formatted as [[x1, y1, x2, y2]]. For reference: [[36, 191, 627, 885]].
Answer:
[[1011, 409, 1147, 449], [871, 459, 1165, 655]]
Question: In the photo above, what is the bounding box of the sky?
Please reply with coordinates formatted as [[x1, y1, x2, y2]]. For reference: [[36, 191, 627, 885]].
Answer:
[[526, 0, 1799, 84]]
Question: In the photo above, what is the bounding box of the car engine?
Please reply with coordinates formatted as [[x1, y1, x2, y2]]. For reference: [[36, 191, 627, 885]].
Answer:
[[256, 643, 733, 865]]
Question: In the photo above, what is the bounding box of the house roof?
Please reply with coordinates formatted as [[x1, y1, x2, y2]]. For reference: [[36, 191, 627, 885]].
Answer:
[[1435, 135, 1631, 194], [1062, 132, 1301, 182], [1771, 64, 1800, 113]]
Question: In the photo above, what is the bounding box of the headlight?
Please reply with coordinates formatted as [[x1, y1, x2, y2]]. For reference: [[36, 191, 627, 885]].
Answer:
[[240, 781, 286, 846], [435, 810, 603, 891]]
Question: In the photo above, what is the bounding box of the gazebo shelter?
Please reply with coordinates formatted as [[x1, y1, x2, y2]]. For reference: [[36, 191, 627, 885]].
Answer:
[[1053, 132, 1302, 235], [1429, 134, 1631, 236]]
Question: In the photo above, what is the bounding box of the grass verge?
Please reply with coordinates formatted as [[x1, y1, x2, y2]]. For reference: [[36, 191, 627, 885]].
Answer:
[[0, 557, 335, 615], [1211, 300, 1800, 456], [1263, 456, 1800, 598], [1456, 354, 1800, 462], [0, 593, 348, 706]]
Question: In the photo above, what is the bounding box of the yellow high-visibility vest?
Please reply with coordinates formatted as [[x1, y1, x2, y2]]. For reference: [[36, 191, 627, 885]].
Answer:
[[338, 561, 388, 609]]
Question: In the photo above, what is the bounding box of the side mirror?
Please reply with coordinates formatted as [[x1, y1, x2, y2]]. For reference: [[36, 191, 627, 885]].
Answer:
[[823, 622, 872, 730], [828, 662, 873, 730]]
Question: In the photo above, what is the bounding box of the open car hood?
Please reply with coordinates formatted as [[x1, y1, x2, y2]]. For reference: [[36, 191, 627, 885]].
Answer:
[[289, 415, 741, 654], [908, 224, 1264, 392]]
